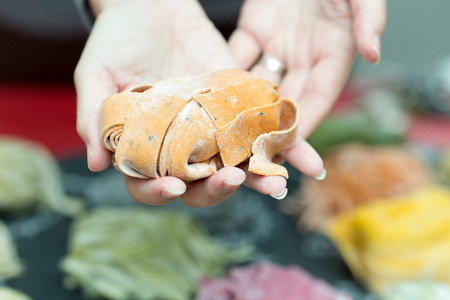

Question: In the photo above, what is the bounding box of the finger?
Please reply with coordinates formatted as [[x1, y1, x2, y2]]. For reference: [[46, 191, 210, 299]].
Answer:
[[228, 28, 262, 70], [83, 111, 111, 172], [278, 67, 310, 99], [241, 164, 288, 200], [179, 167, 246, 207], [74, 60, 116, 172], [250, 59, 284, 85], [350, 0, 387, 64], [293, 55, 354, 138], [123, 174, 187, 205], [280, 139, 325, 179], [272, 154, 285, 165]]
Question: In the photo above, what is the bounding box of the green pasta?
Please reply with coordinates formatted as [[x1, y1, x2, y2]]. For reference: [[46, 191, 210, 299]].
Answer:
[[438, 148, 450, 186], [0, 137, 83, 215], [381, 281, 450, 300], [0, 220, 23, 280], [60, 208, 254, 300], [0, 287, 32, 300]]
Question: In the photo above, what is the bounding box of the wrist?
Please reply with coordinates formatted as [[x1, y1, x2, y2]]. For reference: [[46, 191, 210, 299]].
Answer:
[[74, 0, 136, 31], [88, 0, 124, 16], [90, 0, 200, 16]]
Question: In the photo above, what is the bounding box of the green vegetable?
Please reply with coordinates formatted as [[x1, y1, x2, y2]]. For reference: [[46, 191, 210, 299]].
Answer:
[[60, 208, 253, 300], [307, 112, 404, 155]]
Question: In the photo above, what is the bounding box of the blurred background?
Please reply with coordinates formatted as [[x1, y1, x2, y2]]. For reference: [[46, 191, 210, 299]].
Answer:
[[1, 0, 450, 156], [1, 0, 450, 80], [353, 0, 450, 76], [1, 1, 450, 300], [0, 0, 449, 155]]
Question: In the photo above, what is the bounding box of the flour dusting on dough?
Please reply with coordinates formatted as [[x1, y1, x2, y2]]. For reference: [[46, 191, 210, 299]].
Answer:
[[99, 69, 299, 181]]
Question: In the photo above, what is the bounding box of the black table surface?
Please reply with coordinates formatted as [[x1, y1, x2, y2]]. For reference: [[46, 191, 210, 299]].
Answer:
[[3, 156, 373, 300]]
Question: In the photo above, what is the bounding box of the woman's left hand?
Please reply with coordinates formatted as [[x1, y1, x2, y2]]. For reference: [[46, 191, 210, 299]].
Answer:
[[229, 0, 386, 180]]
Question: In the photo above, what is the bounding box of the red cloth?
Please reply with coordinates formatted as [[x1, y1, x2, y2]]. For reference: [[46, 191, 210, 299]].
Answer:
[[2, 80, 448, 161], [0, 82, 86, 159]]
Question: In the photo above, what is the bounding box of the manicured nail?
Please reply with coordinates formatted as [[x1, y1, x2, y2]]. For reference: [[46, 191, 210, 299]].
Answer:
[[86, 143, 93, 171], [314, 169, 327, 181], [224, 178, 245, 186], [223, 178, 245, 192], [162, 187, 185, 198], [270, 188, 288, 200], [372, 34, 381, 65]]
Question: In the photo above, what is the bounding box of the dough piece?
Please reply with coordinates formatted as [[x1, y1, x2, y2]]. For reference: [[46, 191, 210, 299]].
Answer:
[[100, 69, 299, 181]]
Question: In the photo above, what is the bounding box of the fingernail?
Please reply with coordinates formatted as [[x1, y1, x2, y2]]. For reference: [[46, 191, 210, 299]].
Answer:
[[162, 187, 185, 198], [223, 178, 245, 192], [86, 143, 93, 171], [270, 188, 288, 200], [372, 34, 381, 65], [224, 178, 245, 186], [314, 169, 327, 181]]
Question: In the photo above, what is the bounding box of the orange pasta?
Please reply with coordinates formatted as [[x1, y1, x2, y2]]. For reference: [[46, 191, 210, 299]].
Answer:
[[284, 143, 434, 231], [99, 69, 299, 181]]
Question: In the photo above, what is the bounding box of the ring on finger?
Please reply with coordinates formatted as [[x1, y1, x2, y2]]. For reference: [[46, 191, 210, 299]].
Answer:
[[257, 56, 286, 75]]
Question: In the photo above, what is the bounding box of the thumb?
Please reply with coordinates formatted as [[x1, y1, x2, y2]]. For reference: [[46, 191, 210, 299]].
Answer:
[[351, 0, 387, 65], [74, 62, 114, 172]]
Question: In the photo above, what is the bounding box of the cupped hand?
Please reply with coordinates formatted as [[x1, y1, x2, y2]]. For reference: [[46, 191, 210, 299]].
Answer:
[[75, 0, 271, 207], [229, 0, 386, 179]]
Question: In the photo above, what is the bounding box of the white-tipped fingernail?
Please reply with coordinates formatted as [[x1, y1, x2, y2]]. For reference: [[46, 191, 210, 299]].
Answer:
[[86, 143, 93, 171], [270, 188, 288, 200], [223, 178, 245, 193], [372, 34, 381, 65], [224, 178, 245, 187], [163, 187, 185, 197], [314, 169, 327, 181]]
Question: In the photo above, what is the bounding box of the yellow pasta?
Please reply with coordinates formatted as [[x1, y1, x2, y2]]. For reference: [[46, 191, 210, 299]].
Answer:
[[327, 186, 450, 294]]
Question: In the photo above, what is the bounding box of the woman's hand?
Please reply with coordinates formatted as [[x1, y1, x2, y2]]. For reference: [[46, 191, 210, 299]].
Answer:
[[229, 0, 386, 177], [75, 0, 386, 206], [75, 0, 260, 207]]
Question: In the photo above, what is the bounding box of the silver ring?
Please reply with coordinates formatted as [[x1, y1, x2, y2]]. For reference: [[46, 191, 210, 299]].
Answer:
[[258, 56, 286, 74]]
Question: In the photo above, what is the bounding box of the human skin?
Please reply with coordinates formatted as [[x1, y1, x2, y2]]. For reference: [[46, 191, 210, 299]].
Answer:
[[229, 0, 386, 187], [75, 0, 385, 207]]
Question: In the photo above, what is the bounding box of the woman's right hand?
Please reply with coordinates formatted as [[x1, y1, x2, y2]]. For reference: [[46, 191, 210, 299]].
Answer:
[[75, 0, 260, 207]]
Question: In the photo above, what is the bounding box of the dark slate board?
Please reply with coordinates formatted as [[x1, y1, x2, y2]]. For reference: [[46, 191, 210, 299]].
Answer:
[[3, 156, 373, 300]]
